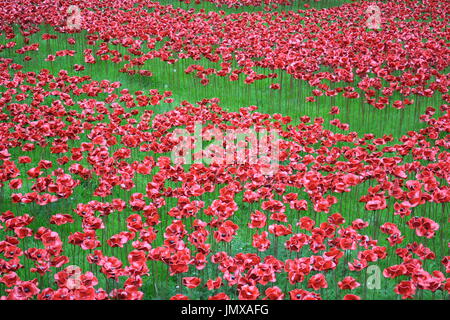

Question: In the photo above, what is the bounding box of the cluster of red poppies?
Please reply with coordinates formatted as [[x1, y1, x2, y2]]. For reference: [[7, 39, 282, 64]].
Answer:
[[1, 0, 449, 109], [0, 0, 449, 300], [0, 52, 449, 299]]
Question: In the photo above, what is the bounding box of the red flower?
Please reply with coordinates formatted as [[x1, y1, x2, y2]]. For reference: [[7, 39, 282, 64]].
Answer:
[[206, 277, 222, 290], [343, 294, 361, 300], [394, 281, 416, 299], [208, 292, 230, 300], [6, 280, 40, 300], [263, 286, 284, 300], [238, 285, 259, 300], [308, 273, 328, 290], [182, 277, 201, 289], [248, 210, 267, 229], [338, 276, 361, 290], [289, 289, 321, 300], [170, 294, 189, 300]]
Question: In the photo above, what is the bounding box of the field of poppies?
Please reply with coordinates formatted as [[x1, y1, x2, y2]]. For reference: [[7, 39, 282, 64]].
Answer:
[[0, 0, 449, 300]]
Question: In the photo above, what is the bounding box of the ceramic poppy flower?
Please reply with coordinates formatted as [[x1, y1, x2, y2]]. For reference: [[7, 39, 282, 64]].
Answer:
[[338, 276, 361, 290], [182, 277, 202, 289], [238, 285, 260, 300]]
